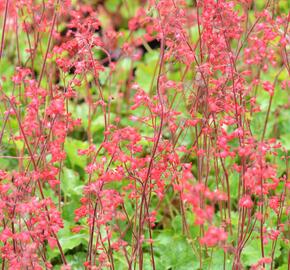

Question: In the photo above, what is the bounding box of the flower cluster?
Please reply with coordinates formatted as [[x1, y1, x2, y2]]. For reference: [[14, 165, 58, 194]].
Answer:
[[0, 0, 288, 269]]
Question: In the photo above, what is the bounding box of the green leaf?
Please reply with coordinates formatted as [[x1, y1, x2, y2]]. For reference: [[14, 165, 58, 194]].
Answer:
[[203, 249, 233, 270], [105, 0, 121, 13], [48, 221, 88, 260], [61, 167, 82, 196], [59, 233, 87, 253], [64, 138, 89, 169], [154, 230, 198, 270], [135, 51, 159, 92], [241, 235, 280, 267], [66, 252, 87, 270]]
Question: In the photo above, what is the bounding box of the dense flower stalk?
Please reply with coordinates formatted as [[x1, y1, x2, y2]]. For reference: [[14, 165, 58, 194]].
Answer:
[[0, 0, 289, 269]]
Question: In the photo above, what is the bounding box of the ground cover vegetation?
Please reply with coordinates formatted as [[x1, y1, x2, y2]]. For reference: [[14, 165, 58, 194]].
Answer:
[[0, 0, 289, 269]]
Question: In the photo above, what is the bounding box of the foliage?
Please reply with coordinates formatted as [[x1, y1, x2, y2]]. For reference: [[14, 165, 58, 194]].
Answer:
[[0, 0, 289, 269]]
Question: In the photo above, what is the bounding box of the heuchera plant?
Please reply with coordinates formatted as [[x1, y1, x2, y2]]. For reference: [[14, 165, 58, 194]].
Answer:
[[0, 0, 289, 269]]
